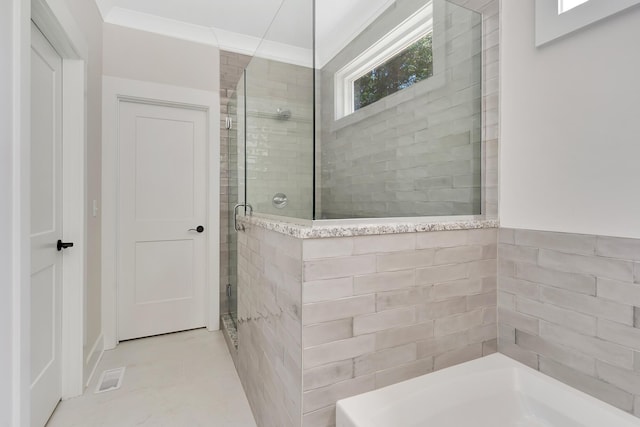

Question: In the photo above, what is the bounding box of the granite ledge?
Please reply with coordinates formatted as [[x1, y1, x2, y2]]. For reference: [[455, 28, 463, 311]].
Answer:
[[237, 215, 499, 239]]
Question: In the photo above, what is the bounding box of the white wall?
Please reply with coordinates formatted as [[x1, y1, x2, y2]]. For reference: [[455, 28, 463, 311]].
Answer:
[[103, 23, 219, 92], [501, 1, 640, 238], [58, 0, 105, 384]]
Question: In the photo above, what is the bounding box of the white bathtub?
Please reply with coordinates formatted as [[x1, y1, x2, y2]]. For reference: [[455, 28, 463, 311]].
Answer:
[[336, 354, 640, 427]]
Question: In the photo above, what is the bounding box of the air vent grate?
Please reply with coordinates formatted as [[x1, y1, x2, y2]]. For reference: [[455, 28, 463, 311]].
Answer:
[[95, 367, 126, 394]]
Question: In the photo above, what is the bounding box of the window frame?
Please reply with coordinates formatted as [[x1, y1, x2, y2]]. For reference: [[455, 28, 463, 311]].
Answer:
[[536, 0, 640, 46], [352, 32, 434, 112], [334, 2, 437, 120], [558, 0, 589, 14]]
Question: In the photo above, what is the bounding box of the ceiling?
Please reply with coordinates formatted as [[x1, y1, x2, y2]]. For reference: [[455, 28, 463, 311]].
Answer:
[[94, 0, 395, 66]]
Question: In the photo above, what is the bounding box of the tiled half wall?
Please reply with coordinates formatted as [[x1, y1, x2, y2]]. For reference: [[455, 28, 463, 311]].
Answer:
[[301, 229, 498, 426], [236, 225, 303, 427], [236, 224, 497, 427], [498, 228, 640, 417]]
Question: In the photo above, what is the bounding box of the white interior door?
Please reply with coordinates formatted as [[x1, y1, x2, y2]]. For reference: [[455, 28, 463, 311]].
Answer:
[[117, 100, 208, 341], [30, 23, 63, 427]]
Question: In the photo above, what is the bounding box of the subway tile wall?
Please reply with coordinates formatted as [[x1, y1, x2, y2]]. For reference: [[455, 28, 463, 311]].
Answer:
[[244, 57, 315, 219], [319, 0, 499, 219], [498, 228, 640, 417], [236, 224, 303, 427], [301, 228, 498, 426], [224, 0, 501, 223], [220, 50, 252, 314]]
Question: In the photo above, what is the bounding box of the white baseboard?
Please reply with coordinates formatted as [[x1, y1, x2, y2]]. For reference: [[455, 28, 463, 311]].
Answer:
[[85, 334, 104, 388]]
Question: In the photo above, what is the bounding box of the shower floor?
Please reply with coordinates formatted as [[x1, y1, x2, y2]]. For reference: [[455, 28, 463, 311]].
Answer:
[[222, 313, 238, 350]]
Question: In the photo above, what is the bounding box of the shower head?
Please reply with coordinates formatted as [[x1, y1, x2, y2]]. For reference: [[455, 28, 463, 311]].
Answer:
[[276, 108, 292, 120]]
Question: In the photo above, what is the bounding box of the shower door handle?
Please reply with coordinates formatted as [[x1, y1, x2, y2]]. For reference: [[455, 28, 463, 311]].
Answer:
[[234, 204, 246, 232]]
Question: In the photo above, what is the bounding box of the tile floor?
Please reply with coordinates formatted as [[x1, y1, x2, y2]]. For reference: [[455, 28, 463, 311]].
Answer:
[[47, 329, 257, 427]]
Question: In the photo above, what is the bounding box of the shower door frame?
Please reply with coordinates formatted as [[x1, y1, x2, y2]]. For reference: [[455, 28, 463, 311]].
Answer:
[[225, 69, 247, 328]]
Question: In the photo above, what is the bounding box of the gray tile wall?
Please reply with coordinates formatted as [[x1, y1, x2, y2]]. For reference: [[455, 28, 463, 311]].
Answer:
[[497, 228, 640, 417], [301, 228, 498, 426], [236, 224, 304, 427], [245, 57, 315, 219], [220, 50, 252, 314], [319, 0, 499, 219]]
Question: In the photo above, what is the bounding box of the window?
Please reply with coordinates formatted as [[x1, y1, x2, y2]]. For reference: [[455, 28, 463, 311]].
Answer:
[[334, 2, 435, 119], [353, 33, 433, 111], [536, 0, 640, 46], [558, 0, 589, 14]]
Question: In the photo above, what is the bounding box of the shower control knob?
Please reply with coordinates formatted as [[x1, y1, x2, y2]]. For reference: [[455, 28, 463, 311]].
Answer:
[[272, 193, 288, 209]]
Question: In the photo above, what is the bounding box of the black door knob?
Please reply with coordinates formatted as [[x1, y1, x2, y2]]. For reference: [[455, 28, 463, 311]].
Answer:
[[57, 240, 74, 251], [189, 225, 205, 233]]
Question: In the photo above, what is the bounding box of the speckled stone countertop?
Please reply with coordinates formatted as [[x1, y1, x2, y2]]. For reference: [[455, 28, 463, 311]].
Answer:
[[237, 215, 499, 239]]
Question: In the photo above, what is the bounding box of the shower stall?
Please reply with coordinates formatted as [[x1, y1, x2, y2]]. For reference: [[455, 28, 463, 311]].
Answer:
[[221, 0, 497, 424], [223, 0, 487, 334]]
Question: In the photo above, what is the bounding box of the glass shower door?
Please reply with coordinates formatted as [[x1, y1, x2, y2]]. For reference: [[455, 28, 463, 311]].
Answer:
[[226, 72, 245, 331], [243, 0, 315, 220]]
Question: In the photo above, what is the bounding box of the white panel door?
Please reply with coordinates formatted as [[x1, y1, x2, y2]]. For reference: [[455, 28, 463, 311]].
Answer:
[[118, 101, 207, 341], [30, 23, 63, 427]]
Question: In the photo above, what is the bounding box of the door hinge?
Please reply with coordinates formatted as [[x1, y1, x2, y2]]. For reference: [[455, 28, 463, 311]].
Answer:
[[226, 283, 232, 298], [225, 116, 233, 130]]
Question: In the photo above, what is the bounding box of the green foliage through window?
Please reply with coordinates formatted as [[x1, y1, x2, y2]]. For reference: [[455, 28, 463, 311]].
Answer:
[[354, 33, 433, 111]]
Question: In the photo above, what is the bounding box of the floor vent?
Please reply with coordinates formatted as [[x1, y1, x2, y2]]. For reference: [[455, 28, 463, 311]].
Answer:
[[95, 367, 126, 394]]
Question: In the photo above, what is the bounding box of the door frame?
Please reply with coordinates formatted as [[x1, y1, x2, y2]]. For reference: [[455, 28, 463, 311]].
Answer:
[[31, 0, 88, 406], [101, 76, 220, 350], [2, 0, 30, 424]]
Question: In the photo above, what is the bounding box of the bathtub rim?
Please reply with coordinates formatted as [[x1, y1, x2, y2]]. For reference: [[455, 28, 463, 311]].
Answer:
[[336, 353, 640, 427]]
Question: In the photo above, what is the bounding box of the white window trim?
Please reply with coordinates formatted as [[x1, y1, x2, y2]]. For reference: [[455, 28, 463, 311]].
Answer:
[[558, 0, 589, 14], [536, 0, 640, 46], [334, 2, 434, 120]]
